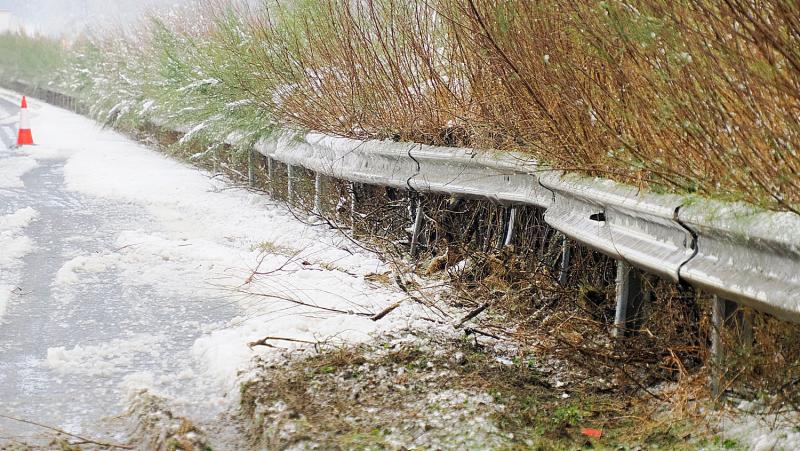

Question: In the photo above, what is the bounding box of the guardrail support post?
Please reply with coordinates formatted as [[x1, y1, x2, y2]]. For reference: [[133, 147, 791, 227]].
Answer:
[[287, 164, 295, 203], [212, 148, 219, 174], [496, 208, 509, 249], [742, 309, 754, 352], [410, 197, 425, 257], [538, 215, 551, 258], [559, 234, 571, 286], [314, 172, 323, 215], [711, 296, 754, 399], [247, 150, 255, 187], [267, 157, 274, 194], [503, 207, 518, 247], [711, 295, 728, 398], [350, 182, 359, 235], [613, 261, 646, 338]]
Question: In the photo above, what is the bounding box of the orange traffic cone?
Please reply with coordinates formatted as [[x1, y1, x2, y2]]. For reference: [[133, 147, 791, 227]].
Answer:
[[17, 96, 34, 146]]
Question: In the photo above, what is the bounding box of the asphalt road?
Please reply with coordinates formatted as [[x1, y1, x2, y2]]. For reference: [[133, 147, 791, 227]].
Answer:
[[0, 98, 17, 148], [0, 99, 238, 446]]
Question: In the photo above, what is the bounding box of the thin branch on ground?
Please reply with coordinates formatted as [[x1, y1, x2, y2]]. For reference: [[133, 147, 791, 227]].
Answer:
[[0, 414, 134, 449]]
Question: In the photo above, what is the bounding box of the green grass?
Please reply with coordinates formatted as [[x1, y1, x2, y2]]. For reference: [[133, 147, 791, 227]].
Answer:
[[0, 32, 69, 88]]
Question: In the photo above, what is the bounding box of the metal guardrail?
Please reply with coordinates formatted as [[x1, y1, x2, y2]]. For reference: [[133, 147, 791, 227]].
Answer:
[[254, 131, 800, 323], [254, 131, 553, 207], [678, 201, 800, 322], [1, 80, 87, 115], [540, 172, 694, 283], [8, 83, 800, 323]]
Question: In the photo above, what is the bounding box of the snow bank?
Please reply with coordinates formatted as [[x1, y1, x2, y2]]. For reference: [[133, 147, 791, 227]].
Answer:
[[54, 252, 117, 286], [0, 207, 39, 266], [0, 156, 38, 188], [0, 205, 38, 234], [0, 284, 15, 320], [46, 334, 167, 377], [0, 207, 39, 320]]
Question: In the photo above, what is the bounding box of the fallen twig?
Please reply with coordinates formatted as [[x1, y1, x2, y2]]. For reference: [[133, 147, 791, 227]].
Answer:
[[455, 303, 490, 328], [393, 271, 449, 318], [248, 336, 321, 349], [112, 242, 143, 253], [464, 327, 502, 340], [235, 289, 375, 317], [0, 413, 133, 449], [371, 301, 403, 321]]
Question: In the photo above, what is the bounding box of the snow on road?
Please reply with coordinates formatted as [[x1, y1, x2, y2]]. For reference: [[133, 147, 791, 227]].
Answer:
[[0, 207, 38, 319], [0, 89, 420, 445]]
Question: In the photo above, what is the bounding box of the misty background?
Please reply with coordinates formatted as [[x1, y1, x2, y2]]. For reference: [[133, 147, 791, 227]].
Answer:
[[0, 0, 197, 36]]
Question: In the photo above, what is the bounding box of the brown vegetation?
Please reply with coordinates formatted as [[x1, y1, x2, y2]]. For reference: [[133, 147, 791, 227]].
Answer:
[[235, 0, 800, 212]]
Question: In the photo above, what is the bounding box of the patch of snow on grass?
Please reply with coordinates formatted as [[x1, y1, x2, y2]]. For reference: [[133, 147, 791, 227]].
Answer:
[[179, 122, 208, 144], [718, 401, 800, 450]]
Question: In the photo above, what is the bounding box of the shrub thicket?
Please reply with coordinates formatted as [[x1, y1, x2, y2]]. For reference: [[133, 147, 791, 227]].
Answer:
[[4, 0, 798, 212], [0, 32, 68, 87]]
